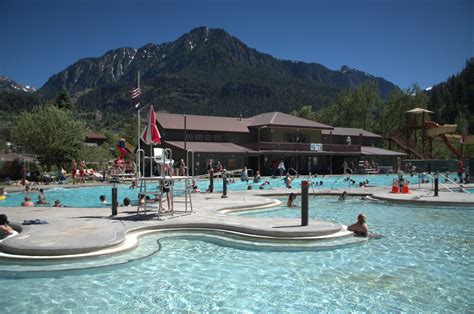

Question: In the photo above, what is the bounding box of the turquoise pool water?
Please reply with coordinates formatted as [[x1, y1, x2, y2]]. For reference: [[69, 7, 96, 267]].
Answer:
[[1, 197, 472, 312], [0, 173, 458, 207]]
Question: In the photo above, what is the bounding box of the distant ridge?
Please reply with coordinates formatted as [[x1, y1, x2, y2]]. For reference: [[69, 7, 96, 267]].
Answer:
[[0, 76, 36, 93], [38, 26, 399, 117]]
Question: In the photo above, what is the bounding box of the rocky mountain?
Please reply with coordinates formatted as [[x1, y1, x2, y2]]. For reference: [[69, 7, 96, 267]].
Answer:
[[0, 76, 36, 93], [38, 27, 399, 117]]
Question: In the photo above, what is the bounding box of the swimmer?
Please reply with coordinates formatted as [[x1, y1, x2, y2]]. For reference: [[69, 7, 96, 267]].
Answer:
[[338, 191, 348, 201], [21, 196, 35, 207], [287, 193, 297, 207], [347, 213, 369, 237], [122, 197, 131, 206], [37, 188, 49, 204], [99, 195, 107, 204], [53, 199, 64, 207]]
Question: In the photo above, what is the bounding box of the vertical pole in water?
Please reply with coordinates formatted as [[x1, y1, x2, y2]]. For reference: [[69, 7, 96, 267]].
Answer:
[[222, 172, 228, 198], [209, 169, 214, 193], [111, 182, 118, 216], [434, 171, 439, 197], [301, 180, 309, 226]]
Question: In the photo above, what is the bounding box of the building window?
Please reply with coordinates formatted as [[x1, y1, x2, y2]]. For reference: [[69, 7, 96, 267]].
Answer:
[[185, 133, 193, 141], [204, 135, 212, 142], [195, 134, 203, 141], [213, 135, 222, 142]]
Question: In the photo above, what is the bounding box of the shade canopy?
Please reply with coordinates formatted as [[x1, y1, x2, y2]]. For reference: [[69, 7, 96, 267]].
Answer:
[[405, 108, 434, 114]]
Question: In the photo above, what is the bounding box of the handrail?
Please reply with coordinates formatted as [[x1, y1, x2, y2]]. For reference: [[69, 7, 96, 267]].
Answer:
[[186, 149, 195, 178], [136, 148, 145, 181], [331, 174, 351, 189], [427, 172, 469, 193], [424, 173, 455, 193]]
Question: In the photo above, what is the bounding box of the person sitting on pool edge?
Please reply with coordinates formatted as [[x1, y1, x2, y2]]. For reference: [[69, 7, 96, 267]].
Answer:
[[0, 214, 15, 239], [347, 213, 369, 237]]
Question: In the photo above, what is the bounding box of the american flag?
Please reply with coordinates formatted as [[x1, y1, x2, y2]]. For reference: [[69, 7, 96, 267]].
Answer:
[[131, 87, 141, 99]]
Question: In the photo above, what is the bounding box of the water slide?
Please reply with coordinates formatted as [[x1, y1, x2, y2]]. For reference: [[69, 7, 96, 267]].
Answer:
[[423, 121, 463, 159], [389, 132, 428, 159]]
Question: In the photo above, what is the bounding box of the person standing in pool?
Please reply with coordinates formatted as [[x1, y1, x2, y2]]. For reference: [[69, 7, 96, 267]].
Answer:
[[347, 213, 369, 237], [21, 196, 35, 207], [287, 193, 297, 207], [99, 195, 107, 204]]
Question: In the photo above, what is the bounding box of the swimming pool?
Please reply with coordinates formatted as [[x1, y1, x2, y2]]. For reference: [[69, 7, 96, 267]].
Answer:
[[0, 173, 459, 207], [1, 197, 472, 311]]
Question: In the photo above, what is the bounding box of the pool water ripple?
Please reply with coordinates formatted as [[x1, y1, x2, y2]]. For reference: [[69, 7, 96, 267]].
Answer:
[[1, 196, 472, 311]]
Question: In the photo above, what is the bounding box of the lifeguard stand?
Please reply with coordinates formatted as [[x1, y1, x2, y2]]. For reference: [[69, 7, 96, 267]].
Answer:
[[135, 147, 194, 219]]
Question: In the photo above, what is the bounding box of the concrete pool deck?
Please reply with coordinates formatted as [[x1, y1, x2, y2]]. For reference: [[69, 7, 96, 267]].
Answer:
[[1, 182, 473, 258]]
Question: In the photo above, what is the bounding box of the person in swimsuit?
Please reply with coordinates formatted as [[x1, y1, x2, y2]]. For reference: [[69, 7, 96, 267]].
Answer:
[[79, 161, 86, 184], [21, 196, 35, 207], [159, 180, 171, 212], [287, 193, 297, 207], [0, 214, 14, 239], [71, 159, 78, 184], [347, 213, 369, 237]]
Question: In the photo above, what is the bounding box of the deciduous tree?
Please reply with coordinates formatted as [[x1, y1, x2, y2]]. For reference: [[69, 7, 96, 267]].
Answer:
[[13, 105, 87, 168]]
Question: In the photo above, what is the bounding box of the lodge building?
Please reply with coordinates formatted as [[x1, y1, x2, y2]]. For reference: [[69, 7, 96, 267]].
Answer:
[[154, 111, 405, 175]]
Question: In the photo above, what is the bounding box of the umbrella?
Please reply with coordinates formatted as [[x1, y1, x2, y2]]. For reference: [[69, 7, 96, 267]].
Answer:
[[141, 105, 161, 145], [141, 105, 161, 177]]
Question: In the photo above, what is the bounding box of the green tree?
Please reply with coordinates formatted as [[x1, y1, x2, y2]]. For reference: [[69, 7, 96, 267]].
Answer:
[[377, 84, 429, 137], [55, 89, 73, 110], [77, 144, 114, 169], [292, 105, 317, 121], [121, 116, 139, 147], [12, 105, 87, 168], [315, 82, 382, 131]]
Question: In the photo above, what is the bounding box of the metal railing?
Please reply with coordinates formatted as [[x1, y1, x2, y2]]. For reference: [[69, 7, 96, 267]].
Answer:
[[425, 172, 470, 193]]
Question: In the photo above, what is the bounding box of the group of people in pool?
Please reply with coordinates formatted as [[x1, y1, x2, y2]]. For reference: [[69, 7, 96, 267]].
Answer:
[[19, 188, 65, 207]]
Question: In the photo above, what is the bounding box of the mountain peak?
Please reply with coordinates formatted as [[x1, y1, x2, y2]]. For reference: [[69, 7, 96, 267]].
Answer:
[[0, 76, 36, 93], [38, 27, 399, 114]]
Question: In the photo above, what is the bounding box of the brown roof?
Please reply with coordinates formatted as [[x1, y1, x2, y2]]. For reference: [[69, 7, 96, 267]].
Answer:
[[322, 127, 382, 138], [244, 112, 333, 130], [361, 146, 406, 156], [156, 112, 249, 133], [85, 132, 107, 139], [164, 141, 257, 153]]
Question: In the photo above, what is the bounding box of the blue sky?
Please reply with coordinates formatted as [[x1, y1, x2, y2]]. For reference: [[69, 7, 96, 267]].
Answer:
[[1, 0, 472, 89]]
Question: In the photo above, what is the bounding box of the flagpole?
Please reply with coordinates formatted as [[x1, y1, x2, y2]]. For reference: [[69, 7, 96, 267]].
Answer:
[[137, 71, 141, 180]]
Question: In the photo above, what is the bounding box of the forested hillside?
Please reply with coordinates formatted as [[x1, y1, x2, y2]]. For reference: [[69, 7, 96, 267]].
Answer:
[[429, 59, 473, 133]]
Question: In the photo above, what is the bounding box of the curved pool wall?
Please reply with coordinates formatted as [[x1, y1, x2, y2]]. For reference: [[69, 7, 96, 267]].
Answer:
[[0, 197, 472, 312], [0, 173, 460, 207]]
